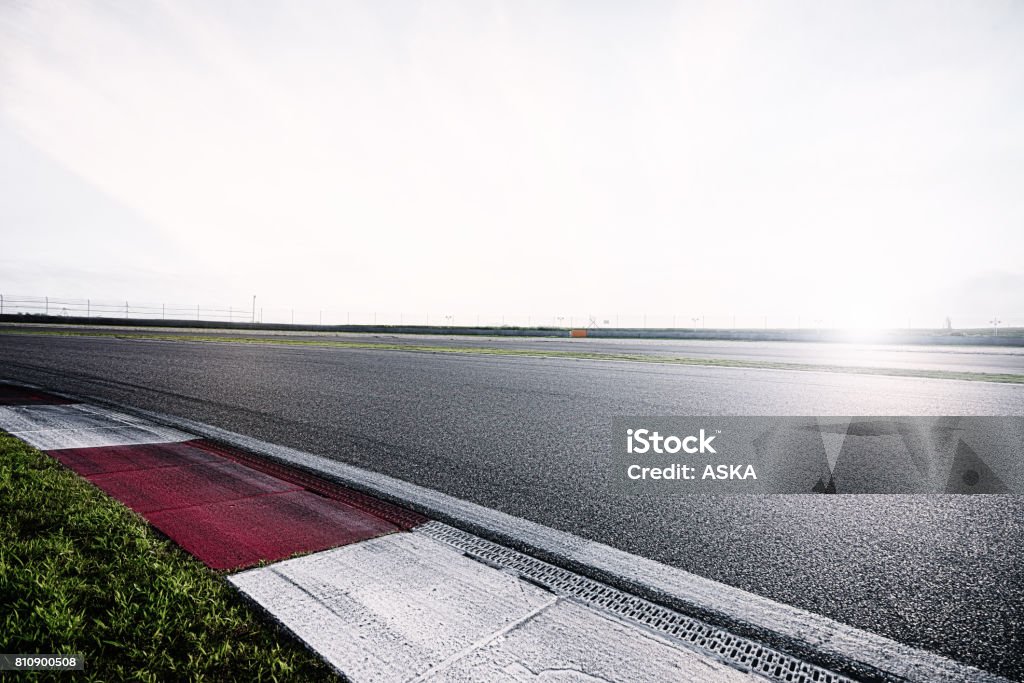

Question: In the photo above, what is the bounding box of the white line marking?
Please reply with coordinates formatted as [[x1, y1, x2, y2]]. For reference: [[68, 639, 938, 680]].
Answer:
[[0, 404, 193, 450]]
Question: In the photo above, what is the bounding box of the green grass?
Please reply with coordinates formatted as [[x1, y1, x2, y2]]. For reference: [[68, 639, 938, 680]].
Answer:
[[3, 327, 1024, 384], [0, 432, 341, 682]]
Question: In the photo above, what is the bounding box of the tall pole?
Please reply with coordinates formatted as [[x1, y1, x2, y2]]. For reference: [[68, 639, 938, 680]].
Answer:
[[252, 295, 256, 324]]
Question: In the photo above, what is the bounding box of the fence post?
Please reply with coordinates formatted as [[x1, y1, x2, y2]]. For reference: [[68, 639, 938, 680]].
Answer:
[[162, 304, 165, 320], [46, 296, 49, 315], [125, 301, 129, 318], [87, 299, 90, 318], [197, 304, 200, 321], [1, 293, 3, 315]]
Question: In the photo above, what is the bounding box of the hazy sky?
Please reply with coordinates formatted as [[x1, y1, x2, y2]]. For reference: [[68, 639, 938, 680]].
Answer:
[[1, 1, 1022, 327]]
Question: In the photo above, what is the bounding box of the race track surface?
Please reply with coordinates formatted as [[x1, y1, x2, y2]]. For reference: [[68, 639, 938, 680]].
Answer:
[[2, 332, 1022, 679]]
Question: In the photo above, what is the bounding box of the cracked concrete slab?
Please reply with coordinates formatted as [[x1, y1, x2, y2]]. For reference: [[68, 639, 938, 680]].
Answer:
[[230, 531, 556, 682], [230, 530, 760, 683], [418, 598, 763, 683]]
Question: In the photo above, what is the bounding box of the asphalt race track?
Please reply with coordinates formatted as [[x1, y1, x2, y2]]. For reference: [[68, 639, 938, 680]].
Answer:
[[2, 331, 1023, 679], [11, 323, 1024, 375]]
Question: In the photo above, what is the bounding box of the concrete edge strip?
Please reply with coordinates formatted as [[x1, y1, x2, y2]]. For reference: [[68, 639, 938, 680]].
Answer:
[[0, 379, 1008, 683]]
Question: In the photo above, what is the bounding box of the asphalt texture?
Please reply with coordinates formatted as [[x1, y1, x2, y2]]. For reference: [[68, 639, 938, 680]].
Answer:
[[2, 331, 1023, 680], [10, 323, 1024, 375]]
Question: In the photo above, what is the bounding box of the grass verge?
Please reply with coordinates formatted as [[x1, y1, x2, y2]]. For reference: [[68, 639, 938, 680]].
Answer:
[[3, 328, 1024, 384], [0, 432, 340, 682]]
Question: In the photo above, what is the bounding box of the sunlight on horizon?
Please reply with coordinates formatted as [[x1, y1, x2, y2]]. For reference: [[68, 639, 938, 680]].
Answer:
[[1, 1, 1022, 328]]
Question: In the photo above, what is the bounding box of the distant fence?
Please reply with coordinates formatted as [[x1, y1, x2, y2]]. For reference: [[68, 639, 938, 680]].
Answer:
[[0, 295, 254, 323], [0, 294, 1019, 333]]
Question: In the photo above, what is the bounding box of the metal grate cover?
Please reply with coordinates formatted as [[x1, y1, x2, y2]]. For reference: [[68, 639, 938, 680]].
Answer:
[[418, 521, 855, 683]]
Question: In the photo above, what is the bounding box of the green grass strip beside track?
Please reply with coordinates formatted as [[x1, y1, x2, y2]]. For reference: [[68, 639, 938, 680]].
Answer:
[[0, 432, 340, 682]]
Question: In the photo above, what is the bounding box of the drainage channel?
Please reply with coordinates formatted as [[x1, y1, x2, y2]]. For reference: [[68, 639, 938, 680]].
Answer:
[[418, 521, 855, 683]]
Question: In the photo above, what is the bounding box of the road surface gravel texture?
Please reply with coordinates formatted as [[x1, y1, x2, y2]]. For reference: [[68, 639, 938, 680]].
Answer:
[[9, 324, 1024, 375], [2, 331, 1022, 680]]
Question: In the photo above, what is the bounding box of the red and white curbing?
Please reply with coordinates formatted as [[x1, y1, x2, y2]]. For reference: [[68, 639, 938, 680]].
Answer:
[[0, 383, 1009, 683], [0, 384, 760, 681]]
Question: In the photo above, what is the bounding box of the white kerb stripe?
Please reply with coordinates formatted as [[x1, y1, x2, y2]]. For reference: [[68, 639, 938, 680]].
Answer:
[[0, 404, 194, 450]]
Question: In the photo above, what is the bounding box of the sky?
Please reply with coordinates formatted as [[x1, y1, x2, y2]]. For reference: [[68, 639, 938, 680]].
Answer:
[[1, 0, 1022, 328]]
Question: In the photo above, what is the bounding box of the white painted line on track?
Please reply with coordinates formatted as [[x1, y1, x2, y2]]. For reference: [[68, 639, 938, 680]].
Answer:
[[230, 530, 763, 683], [0, 404, 194, 450]]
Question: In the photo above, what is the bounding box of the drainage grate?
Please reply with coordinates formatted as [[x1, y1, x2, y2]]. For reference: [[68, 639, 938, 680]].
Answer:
[[418, 521, 855, 683]]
